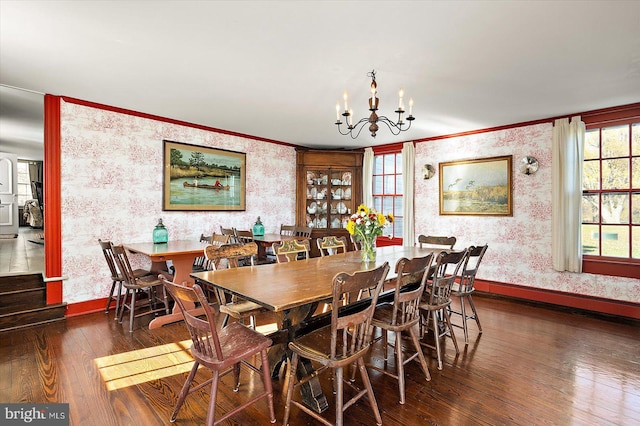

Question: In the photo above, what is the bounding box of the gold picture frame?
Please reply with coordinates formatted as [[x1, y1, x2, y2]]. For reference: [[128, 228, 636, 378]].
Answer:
[[163, 140, 246, 211], [439, 155, 512, 216]]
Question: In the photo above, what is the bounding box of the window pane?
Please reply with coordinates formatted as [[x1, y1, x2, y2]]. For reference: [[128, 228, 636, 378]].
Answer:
[[633, 157, 640, 189], [633, 123, 640, 156], [384, 154, 395, 174], [632, 193, 640, 225], [394, 196, 403, 217], [584, 129, 600, 160], [601, 193, 628, 224], [395, 154, 402, 174], [602, 125, 629, 158], [582, 194, 599, 223], [601, 159, 629, 189], [384, 175, 395, 193], [373, 196, 382, 212], [396, 175, 403, 194], [582, 224, 599, 255], [583, 160, 600, 190], [633, 226, 640, 258], [373, 176, 383, 194], [601, 225, 629, 258], [374, 156, 383, 174], [382, 196, 393, 213], [393, 218, 403, 238]]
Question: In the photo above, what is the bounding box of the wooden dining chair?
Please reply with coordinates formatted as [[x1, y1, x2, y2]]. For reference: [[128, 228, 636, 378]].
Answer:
[[279, 224, 297, 236], [283, 262, 390, 426], [419, 249, 467, 369], [192, 233, 214, 272], [220, 226, 238, 243], [450, 244, 488, 343], [417, 234, 457, 250], [161, 278, 276, 426], [350, 234, 361, 251], [99, 239, 152, 319], [234, 229, 254, 244], [317, 235, 348, 257], [272, 239, 310, 263], [294, 225, 312, 239], [203, 242, 265, 329], [367, 253, 434, 404], [111, 245, 170, 332]]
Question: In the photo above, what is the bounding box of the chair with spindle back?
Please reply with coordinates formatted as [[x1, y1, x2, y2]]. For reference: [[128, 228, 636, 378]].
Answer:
[[161, 278, 276, 425], [419, 249, 467, 369], [450, 244, 488, 343], [99, 239, 152, 319], [203, 242, 265, 329], [272, 239, 310, 263], [367, 253, 434, 404], [283, 262, 390, 426], [111, 245, 170, 332]]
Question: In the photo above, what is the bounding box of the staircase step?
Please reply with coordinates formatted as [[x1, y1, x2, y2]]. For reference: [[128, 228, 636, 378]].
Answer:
[[0, 288, 46, 315], [0, 273, 44, 293], [0, 304, 66, 332]]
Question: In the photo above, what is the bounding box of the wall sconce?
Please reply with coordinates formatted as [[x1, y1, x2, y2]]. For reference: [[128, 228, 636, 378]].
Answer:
[[519, 156, 539, 175], [422, 164, 435, 180]]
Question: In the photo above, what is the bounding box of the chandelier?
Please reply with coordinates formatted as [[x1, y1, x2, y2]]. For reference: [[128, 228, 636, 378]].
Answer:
[[335, 70, 415, 139]]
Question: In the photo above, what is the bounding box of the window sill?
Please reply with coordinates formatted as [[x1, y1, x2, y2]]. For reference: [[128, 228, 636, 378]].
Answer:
[[582, 257, 639, 279]]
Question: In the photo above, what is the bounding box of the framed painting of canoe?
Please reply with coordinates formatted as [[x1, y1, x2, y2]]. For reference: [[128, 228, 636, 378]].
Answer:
[[163, 140, 246, 211], [439, 155, 512, 216]]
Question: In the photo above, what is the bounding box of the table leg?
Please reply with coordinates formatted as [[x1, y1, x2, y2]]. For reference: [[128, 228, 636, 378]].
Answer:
[[149, 255, 199, 329], [267, 304, 328, 413]]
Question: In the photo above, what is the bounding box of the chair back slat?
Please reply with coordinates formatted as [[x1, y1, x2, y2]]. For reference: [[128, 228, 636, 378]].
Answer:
[[427, 250, 467, 307], [390, 253, 434, 326], [162, 279, 224, 362], [330, 262, 390, 359], [273, 239, 310, 263], [279, 224, 296, 236], [458, 244, 488, 293], [234, 229, 254, 244], [294, 226, 312, 238], [111, 245, 138, 288], [417, 234, 457, 250], [99, 239, 120, 280], [317, 235, 348, 257]]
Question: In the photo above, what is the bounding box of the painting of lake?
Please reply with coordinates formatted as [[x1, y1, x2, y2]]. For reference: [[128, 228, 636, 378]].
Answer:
[[163, 140, 246, 211]]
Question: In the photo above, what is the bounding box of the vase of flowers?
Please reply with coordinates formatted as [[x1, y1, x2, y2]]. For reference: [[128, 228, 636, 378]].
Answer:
[[345, 204, 394, 262]]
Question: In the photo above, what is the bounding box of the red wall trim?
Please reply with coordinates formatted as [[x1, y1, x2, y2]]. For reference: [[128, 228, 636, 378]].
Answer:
[[474, 279, 640, 319], [60, 96, 300, 148], [44, 95, 63, 305], [65, 298, 110, 317]]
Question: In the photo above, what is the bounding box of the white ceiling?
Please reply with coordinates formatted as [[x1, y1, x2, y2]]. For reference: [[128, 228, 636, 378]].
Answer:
[[1, 0, 639, 153]]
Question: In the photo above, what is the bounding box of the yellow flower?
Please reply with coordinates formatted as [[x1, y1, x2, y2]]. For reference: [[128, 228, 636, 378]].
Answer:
[[345, 220, 356, 235], [388, 213, 394, 223], [357, 204, 369, 215], [377, 213, 386, 226]]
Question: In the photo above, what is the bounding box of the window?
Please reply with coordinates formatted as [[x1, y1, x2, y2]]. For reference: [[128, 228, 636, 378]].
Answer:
[[17, 161, 33, 206], [373, 150, 403, 240]]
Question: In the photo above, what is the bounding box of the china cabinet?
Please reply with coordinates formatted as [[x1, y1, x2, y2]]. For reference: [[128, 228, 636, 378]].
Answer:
[[296, 148, 363, 257]]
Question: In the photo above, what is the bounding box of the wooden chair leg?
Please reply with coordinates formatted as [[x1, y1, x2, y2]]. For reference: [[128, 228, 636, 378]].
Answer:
[[335, 366, 344, 426], [467, 295, 482, 333], [260, 349, 276, 423], [170, 361, 199, 422], [408, 324, 431, 382], [128, 291, 137, 332], [282, 352, 300, 426], [205, 370, 220, 426], [443, 308, 459, 354], [233, 362, 241, 392], [105, 280, 117, 314], [432, 310, 443, 370], [395, 331, 406, 404], [459, 295, 469, 343], [357, 357, 382, 426]]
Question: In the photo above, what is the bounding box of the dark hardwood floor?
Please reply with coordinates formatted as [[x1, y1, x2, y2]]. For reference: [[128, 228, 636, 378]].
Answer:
[[1, 294, 638, 425]]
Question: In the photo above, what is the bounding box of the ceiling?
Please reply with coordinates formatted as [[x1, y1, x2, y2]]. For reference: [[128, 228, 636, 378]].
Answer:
[[1, 1, 639, 153]]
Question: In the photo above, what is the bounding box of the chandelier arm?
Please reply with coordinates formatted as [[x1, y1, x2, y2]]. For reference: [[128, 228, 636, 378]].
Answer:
[[376, 117, 403, 136], [348, 118, 370, 139]]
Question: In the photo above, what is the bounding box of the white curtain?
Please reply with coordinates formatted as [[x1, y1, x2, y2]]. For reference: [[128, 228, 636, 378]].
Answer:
[[401, 142, 415, 246], [552, 115, 585, 272], [362, 147, 374, 207]]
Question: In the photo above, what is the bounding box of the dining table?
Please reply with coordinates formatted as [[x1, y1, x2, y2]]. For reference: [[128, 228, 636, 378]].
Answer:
[[191, 244, 444, 413], [124, 239, 210, 329]]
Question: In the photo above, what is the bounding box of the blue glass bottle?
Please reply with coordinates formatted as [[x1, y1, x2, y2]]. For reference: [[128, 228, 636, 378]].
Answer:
[[153, 218, 168, 244], [252, 216, 264, 236]]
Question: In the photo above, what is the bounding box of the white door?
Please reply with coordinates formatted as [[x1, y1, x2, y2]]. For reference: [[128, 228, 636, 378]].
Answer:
[[0, 153, 19, 236]]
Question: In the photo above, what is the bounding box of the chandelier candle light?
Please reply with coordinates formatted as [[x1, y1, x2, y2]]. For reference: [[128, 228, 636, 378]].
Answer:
[[335, 70, 415, 138], [345, 204, 394, 262]]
